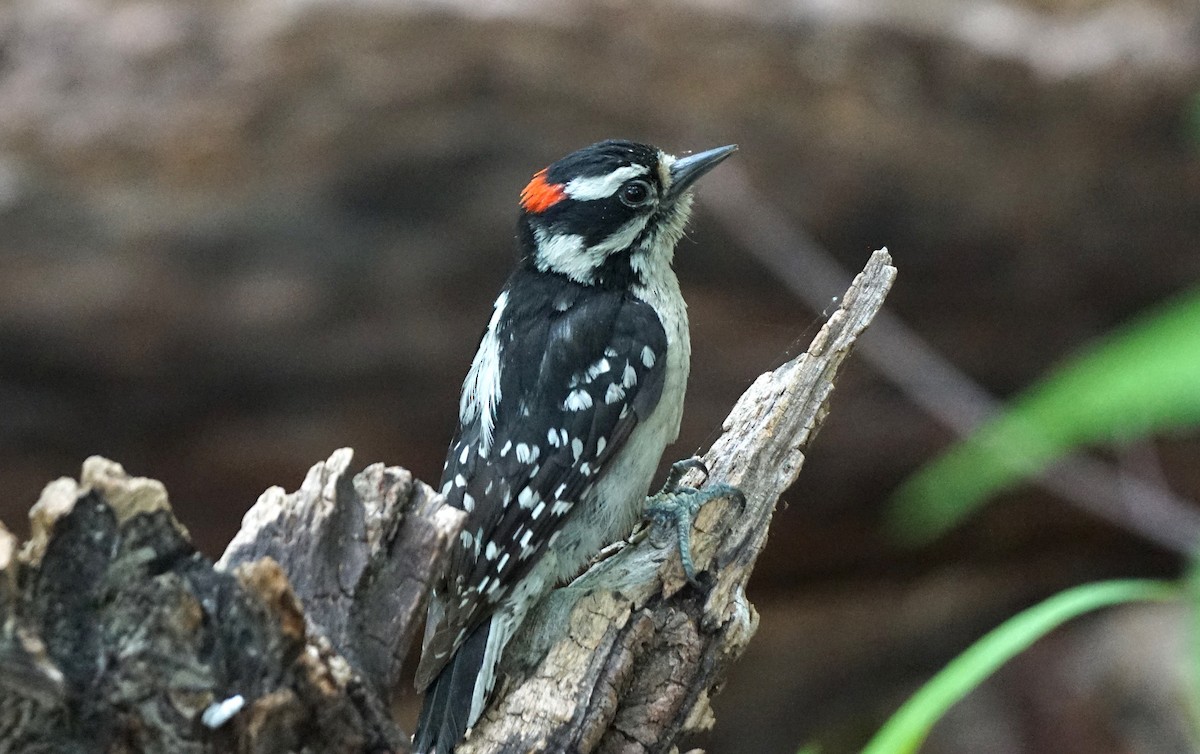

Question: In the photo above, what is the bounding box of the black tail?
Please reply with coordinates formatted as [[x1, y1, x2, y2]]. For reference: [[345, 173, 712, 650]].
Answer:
[[414, 621, 491, 754]]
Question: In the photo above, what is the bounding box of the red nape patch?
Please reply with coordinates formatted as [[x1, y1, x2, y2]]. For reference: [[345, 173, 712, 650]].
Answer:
[[519, 168, 566, 213]]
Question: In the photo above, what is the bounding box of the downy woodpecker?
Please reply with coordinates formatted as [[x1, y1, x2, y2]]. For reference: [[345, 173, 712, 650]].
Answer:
[[414, 140, 736, 753]]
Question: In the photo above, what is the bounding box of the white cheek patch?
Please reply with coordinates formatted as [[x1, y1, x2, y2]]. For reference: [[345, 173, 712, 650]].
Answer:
[[534, 214, 653, 283], [534, 226, 604, 283], [588, 214, 651, 256], [563, 164, 650, 201], [534, 227, 586, 261]]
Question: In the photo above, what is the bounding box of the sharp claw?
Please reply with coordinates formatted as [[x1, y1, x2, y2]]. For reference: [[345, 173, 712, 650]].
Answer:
[[661, 457, 709, 494], [645, 460, 745, 584], [676, 457, 709, 480]]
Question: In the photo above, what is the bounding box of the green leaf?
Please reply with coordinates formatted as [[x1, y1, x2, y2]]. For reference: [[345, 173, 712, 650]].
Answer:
[[888, 287, 1200, 544], [862, 579, 1179, 754]]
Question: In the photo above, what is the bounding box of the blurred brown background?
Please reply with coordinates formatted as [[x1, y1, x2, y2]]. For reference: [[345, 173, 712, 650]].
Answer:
[[1, 0, 1198, 751]]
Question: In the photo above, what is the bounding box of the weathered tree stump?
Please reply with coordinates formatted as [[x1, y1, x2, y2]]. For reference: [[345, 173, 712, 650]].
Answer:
[[0, 251, 894, 753]]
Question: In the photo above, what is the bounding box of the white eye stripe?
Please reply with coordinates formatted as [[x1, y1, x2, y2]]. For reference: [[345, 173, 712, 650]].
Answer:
[[563, 164, 650, 201]]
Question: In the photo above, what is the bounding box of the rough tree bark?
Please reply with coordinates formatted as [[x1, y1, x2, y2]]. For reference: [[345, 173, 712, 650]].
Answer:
[[0, 453, 456, 754], [0, 250, 894, 754]]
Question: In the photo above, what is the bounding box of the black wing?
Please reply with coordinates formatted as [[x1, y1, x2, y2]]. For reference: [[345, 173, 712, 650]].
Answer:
[[416, 268, 668, 689]]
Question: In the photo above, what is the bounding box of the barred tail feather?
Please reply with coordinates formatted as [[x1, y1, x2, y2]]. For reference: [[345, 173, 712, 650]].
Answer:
[[414, 621, 491, 754]]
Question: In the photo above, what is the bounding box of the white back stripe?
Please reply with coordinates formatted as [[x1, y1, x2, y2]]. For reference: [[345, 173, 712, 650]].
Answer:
[[459, 290, 507, 452]]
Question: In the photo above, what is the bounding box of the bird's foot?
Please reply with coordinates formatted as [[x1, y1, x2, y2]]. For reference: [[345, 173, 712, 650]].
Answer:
[[644, 457, 744, 584]]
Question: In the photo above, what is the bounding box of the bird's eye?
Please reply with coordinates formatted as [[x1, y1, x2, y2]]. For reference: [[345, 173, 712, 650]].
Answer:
[[619, 179, 652, 208]]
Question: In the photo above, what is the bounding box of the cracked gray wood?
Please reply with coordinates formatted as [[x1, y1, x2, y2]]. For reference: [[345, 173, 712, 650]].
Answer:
[[218, 448, 466, 703], [0, 458, 416, 753]]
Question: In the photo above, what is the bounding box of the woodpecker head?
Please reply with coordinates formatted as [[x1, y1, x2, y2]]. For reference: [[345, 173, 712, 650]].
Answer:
[[517, 140, 737, 287]]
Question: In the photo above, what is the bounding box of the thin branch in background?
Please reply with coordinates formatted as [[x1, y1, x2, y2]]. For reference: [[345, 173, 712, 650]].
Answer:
[[703, 165, 1200, 555]]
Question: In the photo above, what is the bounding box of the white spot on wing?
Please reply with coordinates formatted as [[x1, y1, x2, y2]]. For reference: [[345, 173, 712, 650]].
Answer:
[[622, 362, 637, 388], [564, 388, 593, 411], [518, 488, 539, 509], [572, 357, 612, 388], [516, 442, 537, 463], [605, 383, 625, 404], [641, 345, 656, 368]]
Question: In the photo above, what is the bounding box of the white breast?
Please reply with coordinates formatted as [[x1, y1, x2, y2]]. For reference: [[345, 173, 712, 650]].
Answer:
[[632, 270, 691, 442]]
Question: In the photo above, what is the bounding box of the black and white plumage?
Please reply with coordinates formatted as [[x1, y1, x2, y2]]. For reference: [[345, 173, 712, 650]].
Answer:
[[414, 140, 736, 754]]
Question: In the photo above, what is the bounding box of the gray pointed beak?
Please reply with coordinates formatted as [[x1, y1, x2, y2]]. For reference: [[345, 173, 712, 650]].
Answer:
[[666, 144, 737, 202]]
